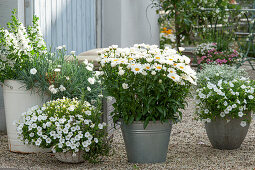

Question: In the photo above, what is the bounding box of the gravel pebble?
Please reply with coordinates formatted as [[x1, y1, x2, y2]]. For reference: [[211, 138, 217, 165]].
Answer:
[[0, 63, 254, 169]]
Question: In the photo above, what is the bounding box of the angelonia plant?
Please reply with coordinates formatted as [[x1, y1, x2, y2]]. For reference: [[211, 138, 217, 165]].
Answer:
[[195, 64, 255, 127], [16, 97, 109, 163], [0, 10, 47, 82], [99, 44, 197, 127]]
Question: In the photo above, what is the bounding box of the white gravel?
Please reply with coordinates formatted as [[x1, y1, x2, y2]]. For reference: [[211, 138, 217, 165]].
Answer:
[[0, 64, 254, 169]]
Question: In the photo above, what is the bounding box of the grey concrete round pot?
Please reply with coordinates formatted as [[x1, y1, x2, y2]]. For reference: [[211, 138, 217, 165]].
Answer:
[[205, 113, 251, 150], [121, 120, 172, 163]]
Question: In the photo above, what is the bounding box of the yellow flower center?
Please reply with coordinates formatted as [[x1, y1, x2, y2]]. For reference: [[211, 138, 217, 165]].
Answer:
[[135, 68, 140, 71], [169, 58, 173, 61], [157, 66, 162, 69], [170, 71, 173, 73], [104, 56, 107, 58], [179, 66, 184, 69], [156, 57, 160, 60], [114, 59, 118, 61], [174, 63, 177, 66], [146, 66, 150, 69], [171, 76, 176, 79], [129, 58, 133, 60]]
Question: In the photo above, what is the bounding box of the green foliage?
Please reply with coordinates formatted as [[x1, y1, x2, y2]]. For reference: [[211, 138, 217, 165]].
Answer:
[[153, 0, 240, 49], [197, 64, 248, 88], [17, 47, 102, 102]]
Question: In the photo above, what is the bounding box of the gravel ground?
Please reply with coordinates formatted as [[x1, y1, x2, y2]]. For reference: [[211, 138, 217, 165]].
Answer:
[[0, 63, 255, 170]]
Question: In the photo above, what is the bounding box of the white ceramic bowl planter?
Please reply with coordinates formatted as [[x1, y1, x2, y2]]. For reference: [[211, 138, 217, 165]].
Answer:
[[3, 80, 50, 153]]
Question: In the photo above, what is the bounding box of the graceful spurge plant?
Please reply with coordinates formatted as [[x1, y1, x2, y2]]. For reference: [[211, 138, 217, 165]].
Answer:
[[99, 44, 197, 127], [16, 98, 109, 162], [196, 65, 255, 126]]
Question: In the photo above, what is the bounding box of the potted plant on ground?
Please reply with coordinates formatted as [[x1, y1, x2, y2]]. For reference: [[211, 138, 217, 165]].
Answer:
[[0, 10, 49, 153], [16, 97, 110, 163], [11, 45, 103, 153], [99, 44, 197, 163], [195, 64, 255, 150]]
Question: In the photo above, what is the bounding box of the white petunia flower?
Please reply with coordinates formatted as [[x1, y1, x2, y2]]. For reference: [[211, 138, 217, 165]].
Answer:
[[87, 86, 91, 92], [240, 121, 247, 127], [238, 112, 243, 117], [68, 105, 75, 111], [220, 112, 225, 118], [98, 123, 103, 129], [206, 118, 211, 123], [94, 138, 98, 143], [30, 68, 37, 75], [248, 95, 254, 100], [85, 147, 90, 152], [85, 111, 91, 116], [70, 51, 76, 55]]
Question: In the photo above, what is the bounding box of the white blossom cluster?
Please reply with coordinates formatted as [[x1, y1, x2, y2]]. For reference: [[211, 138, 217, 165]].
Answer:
[[16, 97, 106, 154], [196, 78, 255, 127], [195, 42, 217, 56], [0, 14, 47, 79], [0, 23, 33, 68], [99, 44, 197, 86], [27, 18, 47, 55]]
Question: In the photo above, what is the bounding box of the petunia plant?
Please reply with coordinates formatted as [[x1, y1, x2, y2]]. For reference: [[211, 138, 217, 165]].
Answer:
[[16, 97, 110, 163], [99, 44, 197, 127], [195, 64, 255, 127]]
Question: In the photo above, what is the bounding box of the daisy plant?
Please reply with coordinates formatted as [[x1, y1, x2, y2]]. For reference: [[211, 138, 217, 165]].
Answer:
[[16, 97, 110, 163], [99, 44, 197, 127], [195, 64, 255, 127]]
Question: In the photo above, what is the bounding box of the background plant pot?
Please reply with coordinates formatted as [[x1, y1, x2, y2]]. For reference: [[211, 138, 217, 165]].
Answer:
[[3, 80, 50, 153], [55, 151, 85, 163], [121, 120, 172, 163], [205, 113, 251, 150]]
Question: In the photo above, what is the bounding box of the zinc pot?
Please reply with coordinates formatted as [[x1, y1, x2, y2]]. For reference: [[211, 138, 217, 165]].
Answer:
[[55, 151, 85, 163], [3, 80, 50, 153], [205, 113, 251, 150], [121, 120, 172, 163]]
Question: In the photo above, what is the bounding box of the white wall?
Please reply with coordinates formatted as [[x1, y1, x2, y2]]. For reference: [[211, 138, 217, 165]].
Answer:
[[0, 0, 24, 132], [102, 0, 159, 48]]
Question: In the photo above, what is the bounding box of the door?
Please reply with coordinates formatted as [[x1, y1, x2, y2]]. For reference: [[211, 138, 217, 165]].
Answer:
[[25, 0, 96, 54]]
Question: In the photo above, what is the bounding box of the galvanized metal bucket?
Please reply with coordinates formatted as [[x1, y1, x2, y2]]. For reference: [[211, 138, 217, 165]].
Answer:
[[121, 120, 172, 163], [205, 113, 251, 150]]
